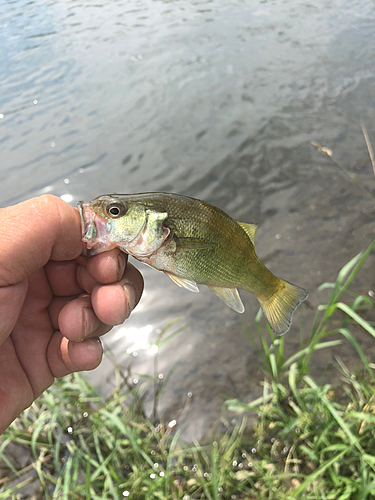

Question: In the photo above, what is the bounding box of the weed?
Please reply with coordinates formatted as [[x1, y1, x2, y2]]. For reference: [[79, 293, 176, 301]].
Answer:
[[1, 241, 375, 499]]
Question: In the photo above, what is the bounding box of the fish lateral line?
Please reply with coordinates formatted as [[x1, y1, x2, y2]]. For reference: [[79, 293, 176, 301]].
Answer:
[[174, 236, 215, 252]]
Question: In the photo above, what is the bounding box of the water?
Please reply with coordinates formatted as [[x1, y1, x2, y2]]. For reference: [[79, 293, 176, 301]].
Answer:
[[2, 0, 375, 440]]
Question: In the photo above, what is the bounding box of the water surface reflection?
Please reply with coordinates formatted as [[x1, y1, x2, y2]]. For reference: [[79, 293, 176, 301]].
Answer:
[[1, 0, 375, 439]]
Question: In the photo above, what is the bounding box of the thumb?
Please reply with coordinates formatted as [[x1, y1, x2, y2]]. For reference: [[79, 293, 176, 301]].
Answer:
[[0, 195, 83, 287]]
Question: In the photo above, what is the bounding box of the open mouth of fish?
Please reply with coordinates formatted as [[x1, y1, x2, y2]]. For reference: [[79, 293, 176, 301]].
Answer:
[[77, 201, 116, 256], [77, 201, 157, 257]]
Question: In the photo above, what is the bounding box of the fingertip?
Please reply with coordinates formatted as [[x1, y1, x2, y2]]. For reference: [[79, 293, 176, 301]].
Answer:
[[91, 283, 129, 325], [58, 295, 91, 341], [68, 337, 103, 371], [48, 334, 103, 378], [90, 264, 143, 326], [121, 262, 144, 308], [86, 249, 127, 284]]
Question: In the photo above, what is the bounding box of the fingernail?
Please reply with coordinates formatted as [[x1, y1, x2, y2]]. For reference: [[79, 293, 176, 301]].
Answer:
[[82, 307, 100, 339], [124, 284, 136, 319], [117, 252, 127, 281], [83, 307, 89, 339]]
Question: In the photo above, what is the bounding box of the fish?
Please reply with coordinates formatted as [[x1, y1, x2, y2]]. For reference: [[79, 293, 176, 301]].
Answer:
[[77, 192, 307, 335]]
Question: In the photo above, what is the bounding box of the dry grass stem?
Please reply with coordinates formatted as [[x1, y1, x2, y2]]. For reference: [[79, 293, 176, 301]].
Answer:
[[360, 120, 375, 176]]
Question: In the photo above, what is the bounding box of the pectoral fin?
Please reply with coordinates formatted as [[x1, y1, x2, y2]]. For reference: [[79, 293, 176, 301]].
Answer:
[[165, 272, 199, 292], [175, 237, 214, 252], [208, 285, 245, 313]]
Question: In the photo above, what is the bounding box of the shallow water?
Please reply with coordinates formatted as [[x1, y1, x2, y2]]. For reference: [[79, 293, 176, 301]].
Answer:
[[2, 0, 375, 440]]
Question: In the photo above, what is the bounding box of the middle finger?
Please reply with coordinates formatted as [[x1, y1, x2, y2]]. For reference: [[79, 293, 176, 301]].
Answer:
[[54, 294, 113, 341]]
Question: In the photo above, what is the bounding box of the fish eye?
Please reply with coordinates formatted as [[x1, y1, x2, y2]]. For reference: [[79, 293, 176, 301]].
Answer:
[[106, 202, 125, 218]]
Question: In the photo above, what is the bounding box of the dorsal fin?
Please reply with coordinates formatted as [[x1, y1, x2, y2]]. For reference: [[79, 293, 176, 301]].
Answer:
[[237, 221, 258, 243]]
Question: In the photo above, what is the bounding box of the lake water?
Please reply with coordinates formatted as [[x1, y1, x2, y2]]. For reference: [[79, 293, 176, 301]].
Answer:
[[2, 0, 375, 440]]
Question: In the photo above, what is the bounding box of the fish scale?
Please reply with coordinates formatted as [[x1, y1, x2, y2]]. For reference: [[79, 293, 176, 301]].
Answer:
[[78, 192, 307, 335]]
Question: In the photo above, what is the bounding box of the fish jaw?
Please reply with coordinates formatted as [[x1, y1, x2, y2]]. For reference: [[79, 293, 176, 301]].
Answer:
[[77, 201, 118, 256], [77, 201, 170, 258]]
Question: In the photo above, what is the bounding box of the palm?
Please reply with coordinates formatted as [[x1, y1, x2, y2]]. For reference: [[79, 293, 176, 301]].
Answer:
[[0, 252, 143, 433]]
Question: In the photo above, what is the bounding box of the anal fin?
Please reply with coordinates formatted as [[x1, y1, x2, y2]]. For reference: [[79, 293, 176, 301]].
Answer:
[[208, 285, 245, 313], [165, 272, 199, 293]]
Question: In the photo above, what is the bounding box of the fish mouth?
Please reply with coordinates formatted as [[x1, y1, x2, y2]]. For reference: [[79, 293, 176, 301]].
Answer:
[[77, 201, 114, 256], [77, 200, 169, 260]]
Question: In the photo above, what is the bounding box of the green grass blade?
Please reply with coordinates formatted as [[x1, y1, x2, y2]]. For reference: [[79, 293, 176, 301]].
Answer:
[[99, 409, 154, 468], [334, 239, 375, 302], [283, 339, 343, 369], [338, 328, 375, 379], [304, 375, 363, 453], [288, 362, 306, 411], [336, 303, 375, 338], [290, 447, 349, 497]]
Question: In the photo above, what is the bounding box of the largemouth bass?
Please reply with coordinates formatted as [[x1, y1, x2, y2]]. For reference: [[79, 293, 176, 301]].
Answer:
[[77, 193, 307, 335]]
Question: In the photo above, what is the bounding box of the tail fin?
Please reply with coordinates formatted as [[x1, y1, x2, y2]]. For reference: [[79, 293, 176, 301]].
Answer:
[[259, 280, 307, 335]]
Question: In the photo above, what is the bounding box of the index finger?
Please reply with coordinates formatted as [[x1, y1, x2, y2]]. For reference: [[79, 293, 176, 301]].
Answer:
[[79, 249, 128, 285], [44, 249, 127, 297]]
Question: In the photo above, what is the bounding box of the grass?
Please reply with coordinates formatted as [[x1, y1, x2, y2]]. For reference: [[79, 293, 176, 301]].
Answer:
[[1, 240, 375, 499]]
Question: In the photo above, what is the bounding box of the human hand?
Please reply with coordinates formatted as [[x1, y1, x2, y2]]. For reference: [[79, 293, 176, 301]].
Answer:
[[0, 195, 143, 433]]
